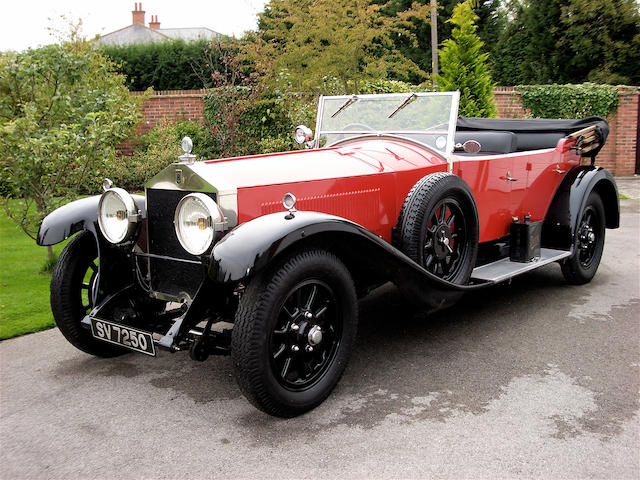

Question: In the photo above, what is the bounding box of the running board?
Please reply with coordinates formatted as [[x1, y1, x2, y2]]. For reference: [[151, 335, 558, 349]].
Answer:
[[471, 248, 572, 283]]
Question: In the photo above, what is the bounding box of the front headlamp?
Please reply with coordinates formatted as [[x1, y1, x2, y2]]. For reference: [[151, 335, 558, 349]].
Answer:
[[97, 188, 139, 244], [174, 193, 226, 255]]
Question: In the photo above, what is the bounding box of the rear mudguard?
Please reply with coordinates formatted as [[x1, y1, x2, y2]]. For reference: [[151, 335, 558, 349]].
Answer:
[[36, 195, 147, 246], [542, 166, 619, 250], [209, 211, 490, 311]]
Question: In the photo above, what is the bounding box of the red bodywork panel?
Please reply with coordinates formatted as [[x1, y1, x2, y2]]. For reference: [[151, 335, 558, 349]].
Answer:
[[225, 137, 580, 244]]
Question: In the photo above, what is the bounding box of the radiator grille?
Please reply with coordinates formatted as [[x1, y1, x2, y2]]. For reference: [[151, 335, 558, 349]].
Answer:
[[145, 189, 216, 298]]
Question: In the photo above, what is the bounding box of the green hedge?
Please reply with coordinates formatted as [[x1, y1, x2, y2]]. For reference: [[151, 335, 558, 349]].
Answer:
[[516, 83, 620, 119], [99, 39, 219, 91]]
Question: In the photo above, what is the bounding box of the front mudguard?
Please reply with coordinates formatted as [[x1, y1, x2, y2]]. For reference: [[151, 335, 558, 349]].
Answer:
[[542, 166, 619, 250], [209, 211, 488, 312], [37, 194, 148, 312], [37, 195, 147, 246]]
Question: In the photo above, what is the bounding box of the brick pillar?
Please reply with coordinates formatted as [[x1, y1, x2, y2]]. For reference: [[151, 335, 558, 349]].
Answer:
[[132, 2, 145, 25]]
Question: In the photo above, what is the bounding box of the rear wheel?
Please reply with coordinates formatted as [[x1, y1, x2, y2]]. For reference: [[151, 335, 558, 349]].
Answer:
[[50, 231, 125, 357], [561, 192, 605, 285], [231, 249, 357, 417]]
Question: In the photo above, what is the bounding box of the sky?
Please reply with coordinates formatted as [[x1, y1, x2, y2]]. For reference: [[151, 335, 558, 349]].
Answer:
[[0, 0, 269, 52]]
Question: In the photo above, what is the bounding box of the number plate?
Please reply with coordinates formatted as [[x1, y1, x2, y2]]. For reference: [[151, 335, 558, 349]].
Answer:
[[90, 318, 155, 356]]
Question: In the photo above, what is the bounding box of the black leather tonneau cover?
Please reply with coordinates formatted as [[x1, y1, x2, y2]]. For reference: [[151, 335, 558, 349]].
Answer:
[[456, 116, 609, 155]]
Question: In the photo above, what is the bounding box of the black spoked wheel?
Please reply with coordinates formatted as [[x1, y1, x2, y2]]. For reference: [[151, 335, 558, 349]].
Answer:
[[422, 198, 468, 281], [561, 192, 606, 285], [51, 231, 126, 357], [397, 172, 478, 284], [232, 249, 357, 417], [270, 280, 341, 391]]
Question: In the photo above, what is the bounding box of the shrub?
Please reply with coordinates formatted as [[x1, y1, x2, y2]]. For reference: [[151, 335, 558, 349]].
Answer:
[[516, 83, 620, 119], [109, 120, 215, 191], [357, 79, 421, 94], [99, 39, 222, 91], [435, 0, 497, 118], [0, 40, 141, 253]]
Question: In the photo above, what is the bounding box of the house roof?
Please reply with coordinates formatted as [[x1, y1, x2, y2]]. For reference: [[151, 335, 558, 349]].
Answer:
[[158, 27, 221, 42], [95, 24, 221, 46], [95, 24, 169, 46]]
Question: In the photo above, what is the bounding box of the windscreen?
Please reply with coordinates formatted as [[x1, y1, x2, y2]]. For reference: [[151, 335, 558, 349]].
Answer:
[[315, 92, 459, 153]]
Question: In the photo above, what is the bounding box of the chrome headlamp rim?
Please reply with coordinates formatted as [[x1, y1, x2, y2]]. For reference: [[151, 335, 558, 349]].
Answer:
[[294, 125, 313, 145], [97, 187, 138, 244], [174, 193, 225, 256]]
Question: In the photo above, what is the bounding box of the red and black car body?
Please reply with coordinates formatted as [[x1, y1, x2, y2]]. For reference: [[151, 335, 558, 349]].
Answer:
[[38, 92, 619, 416]]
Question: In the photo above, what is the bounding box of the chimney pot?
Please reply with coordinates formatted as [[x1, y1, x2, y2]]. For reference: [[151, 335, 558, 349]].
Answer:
[[132, 3, 145, 25], [149, 14, 161, 29]]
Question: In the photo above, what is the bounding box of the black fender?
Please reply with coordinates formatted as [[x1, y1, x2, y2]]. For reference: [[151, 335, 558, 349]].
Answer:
[[37, 194, 147, 307], [542, 166, 619, 250], [37, 194, 146, 246], [209, 211, 492, 312]]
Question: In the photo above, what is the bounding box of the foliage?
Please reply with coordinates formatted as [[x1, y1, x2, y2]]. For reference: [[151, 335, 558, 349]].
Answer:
[[357, 78, 422, 94], [197, 39, 269, 157], [516, 83, 620, 119], [0, 198, 68, 339], [258, 135, 297, 153], [435, 1, 497, 117], [494, 0, 569, 86], [492, 0, 640, 86], [0, 38, 142, 252], [254, 0, 425, 94], [558, 0, 640, 85], [99, 39, 222, 91], [108, 120, 216, 191]]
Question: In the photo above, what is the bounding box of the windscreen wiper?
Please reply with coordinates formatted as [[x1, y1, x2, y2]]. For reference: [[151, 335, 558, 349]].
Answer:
[[388, 93, 417, 118], [330, 95, 358, 118]]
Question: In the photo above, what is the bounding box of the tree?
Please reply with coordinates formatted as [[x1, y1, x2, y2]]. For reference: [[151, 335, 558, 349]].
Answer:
[[198, 39, 267, 158], [254, 0, 425, 94], [491, 0, 571, 85], [435, 0, 497, 117], [558, 0, 640, 85], [491, 0, 639, 85], [0, 38, 142, 257]]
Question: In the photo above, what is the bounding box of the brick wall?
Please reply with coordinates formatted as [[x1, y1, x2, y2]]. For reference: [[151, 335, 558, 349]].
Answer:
[[598, 89, 639, 176], [493, 86, 639, 176], [493, 87, 526, 118], [123, 87, 639, 175], [133, 89, 206, 134], [118, 89, 207, 156]]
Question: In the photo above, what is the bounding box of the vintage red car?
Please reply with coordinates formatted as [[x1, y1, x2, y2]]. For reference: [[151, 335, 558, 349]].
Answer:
[[38, 92, 619, 417]]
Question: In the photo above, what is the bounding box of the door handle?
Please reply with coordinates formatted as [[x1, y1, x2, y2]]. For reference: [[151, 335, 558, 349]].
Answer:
[[505, 171, 518, 182], [554, 164, 566, 174]]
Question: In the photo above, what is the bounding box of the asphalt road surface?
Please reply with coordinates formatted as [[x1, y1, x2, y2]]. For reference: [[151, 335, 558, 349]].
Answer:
[[1, 198, 639, 480]]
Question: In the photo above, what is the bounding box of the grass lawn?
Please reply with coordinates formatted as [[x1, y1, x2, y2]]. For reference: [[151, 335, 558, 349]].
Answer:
[[0, 202, 68, 340]]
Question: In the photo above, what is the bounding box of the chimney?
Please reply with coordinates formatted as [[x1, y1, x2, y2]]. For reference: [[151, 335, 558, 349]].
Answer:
[[149, 15, 161, 30], [132, 2, 145, 25]]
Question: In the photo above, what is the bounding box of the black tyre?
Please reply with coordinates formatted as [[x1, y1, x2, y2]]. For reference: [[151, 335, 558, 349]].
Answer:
[[397, 172, 479, 284], [50, 231, 125, 357], [231, 249, 357, 417], [561, 192, 606, 285]]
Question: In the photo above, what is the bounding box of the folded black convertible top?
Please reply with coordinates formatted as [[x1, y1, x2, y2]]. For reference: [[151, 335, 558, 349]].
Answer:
[[457, 116, 609, 156], [457, 116, 608, 136]]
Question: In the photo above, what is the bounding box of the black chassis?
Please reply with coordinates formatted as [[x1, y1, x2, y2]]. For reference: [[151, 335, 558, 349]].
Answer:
[[37, 165, 619, 358]]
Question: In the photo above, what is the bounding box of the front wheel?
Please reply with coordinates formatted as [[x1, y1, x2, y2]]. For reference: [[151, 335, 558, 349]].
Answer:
[[50, 231, 126, 357], [561, 192, 606, 285], [231, 249, 358, 417]]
